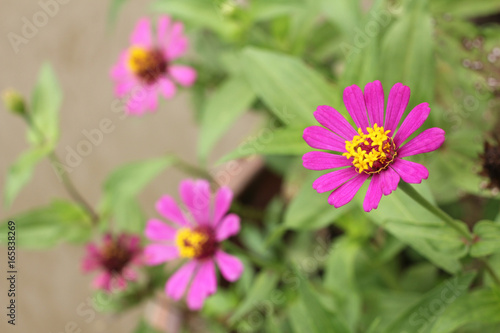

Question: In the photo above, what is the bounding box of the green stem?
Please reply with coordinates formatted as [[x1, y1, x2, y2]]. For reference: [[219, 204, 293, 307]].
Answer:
[[480, 259, 500, 286], [399, 182, 472, 241], [174, 158, 214, 182]]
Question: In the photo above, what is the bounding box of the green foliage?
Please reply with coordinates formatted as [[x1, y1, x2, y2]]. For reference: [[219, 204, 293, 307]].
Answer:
[[471, 221, 500, 257], [1, 200, 91, 248]]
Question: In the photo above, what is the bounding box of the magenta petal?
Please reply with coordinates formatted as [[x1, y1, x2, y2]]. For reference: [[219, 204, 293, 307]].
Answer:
[[215, 250, 244, 282], [379, 167, 400, 195], [144, 244, 179, 265], [327, 173, 369, 208], [393, 103, 430, 146], [343, 85, 370, 131], [156, 195, 190, 227], [81, 256, 100, 273], [145, 89, 159, 111], [384, 83, 411, 133], [213, 186, 233, 225], [312, 167, 359, 193], [157, 15, 171, 45], [130, 18, 153, 48], [391, 159, 429, 184], [114, 276, 127, 290], [364, 80, 385, 127], [398, 128, 446, 158], [186, 260, 217, 310], [169, 65, 197, 87], [93, 272, 112, 291], [158, 78, 177, 99], [216, 214, 240, 241], [166, 261, 198, 301], [314, 105, 357, 140], [363, 174, 383, 212], [164, 22, 188, 60], [302, 151, 352, 170], [180, 179, 211, 226], [303, 126, 347, 153], [145, 219, 177, 241], [115, 77, 136, 97]]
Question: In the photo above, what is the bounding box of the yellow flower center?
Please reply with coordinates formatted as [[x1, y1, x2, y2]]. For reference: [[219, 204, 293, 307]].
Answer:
[[175, 227, 217, 259], [342, 124, 397, 174], [127, 46, 168, 85]]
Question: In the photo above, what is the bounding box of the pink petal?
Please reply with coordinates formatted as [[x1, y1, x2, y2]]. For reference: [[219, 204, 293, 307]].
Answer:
[[169, 65, 197, 87], [303, 126, 347, 153], [186, 260, 217, 310], [130, 18, 153, 48], [164, 22, 189, 60], [114, 77, 137, 97], [166, 261, 198, 301], [180, 179, 211, 226], [393, 103, 430, 147], [314, 105, 357, 140], [213, 186, 233, 225], [379, 167, 400, 195], [122, 268, 138, 281], [126, 93, 148, 115], [144, 244, 179, 265], [155, 195, 190, 227], [363, 174, 383, 212], [343, 84, 370, 131], [312, 167, 359, 193], [93, 272, 112, 291], [145, 89, 159, 111], [81, 255, 100, 273], [327, 173, 369, 208], [384, 83, 411, 133], [391, 159, 429, 184], [158, 78, 177, 99], [216, 214, 240, 241], [398, 128, 446, 158], [157, 15, 171, 44], [364, 80, 385, 127], [145, 219, 177, 241], [215, 250, 244, 282], [302, 151, 352, 170], [114, 276, 127, 290], [110, 51, 131, 80]]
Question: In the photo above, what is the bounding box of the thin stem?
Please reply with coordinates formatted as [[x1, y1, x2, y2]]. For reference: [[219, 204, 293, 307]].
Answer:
[[480, 259, 500, 286], [174, 158, 214, 182], [399, 182, 472, 241]]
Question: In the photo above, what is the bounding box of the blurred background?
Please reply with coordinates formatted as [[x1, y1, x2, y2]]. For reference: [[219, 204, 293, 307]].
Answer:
[[0, 1, 260, 332]]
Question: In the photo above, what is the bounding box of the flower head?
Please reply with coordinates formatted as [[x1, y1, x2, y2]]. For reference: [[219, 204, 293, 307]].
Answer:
[[303, 81, 445, 212], [111, 16, 197, 115], [82, 233, 143, 292], [144, 179, 243, 310], [479, 136, 500, 191]]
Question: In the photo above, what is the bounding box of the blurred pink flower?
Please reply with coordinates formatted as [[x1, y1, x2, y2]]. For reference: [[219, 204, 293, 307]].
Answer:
[[144, 179, 243, 310], [303, 81, 445, 212], [111, 16, 197, 115], [82, 233, 143, 292]]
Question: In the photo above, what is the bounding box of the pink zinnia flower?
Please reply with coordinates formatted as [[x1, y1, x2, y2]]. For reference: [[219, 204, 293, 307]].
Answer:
[[111, 16, 197, 114], [144, 179, 244, 310], [82, 233, 143, 292], [303, 81, 445, 212]]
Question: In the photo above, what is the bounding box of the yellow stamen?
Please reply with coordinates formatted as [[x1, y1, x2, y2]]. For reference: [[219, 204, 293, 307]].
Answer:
[[175, 228, 209, 258], [128, 46, 153, 74]]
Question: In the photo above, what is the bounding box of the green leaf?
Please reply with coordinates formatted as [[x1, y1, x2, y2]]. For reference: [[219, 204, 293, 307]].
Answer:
[[108, 0, 128, 26], [4, 145, 51, 207], [198, 76, 255, 162], [0, 200, 91, 249], [430, 289, 500, 333], [100, 156, 176, 232], [28, 63, 62, 148], [132, 319, 162, 333], [241, 47, 342, 125], [321, 0, 361, 35], [218, 125, 309, 163], [380, 0, 435, 105], [471, 221, 500, 257], [151, 0, 239, 38], [384, 272, 476, 333], [289, 281, 352, 333], [283, 172, 350, 230], [229, 270, 280, 325], [430, 0, 500, 18], [367, 184, 467, 274], [250, 0, 302, 21]]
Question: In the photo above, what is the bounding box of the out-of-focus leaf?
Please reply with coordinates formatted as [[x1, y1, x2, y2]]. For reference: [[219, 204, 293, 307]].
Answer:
[[132, 319, 162, 333], [321, 0, 361, 35], [229, 270, 280, 325], [384, 272, 476, 333], [429, 289, 500, 333], [218, 125, 309, 163], [28, 63, 62, 148], [430, 0, 500, 18], [108, 0, 128, 26], [241, 47, 342, 125], [4, 145, 51, 207], [471, 221, 500, 257], [0, 200, 91, 248], [198, 76, 255, 162], [250, 0, 302, 21], [367, 184, 467, 274], [100, 156, 176, 232]]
